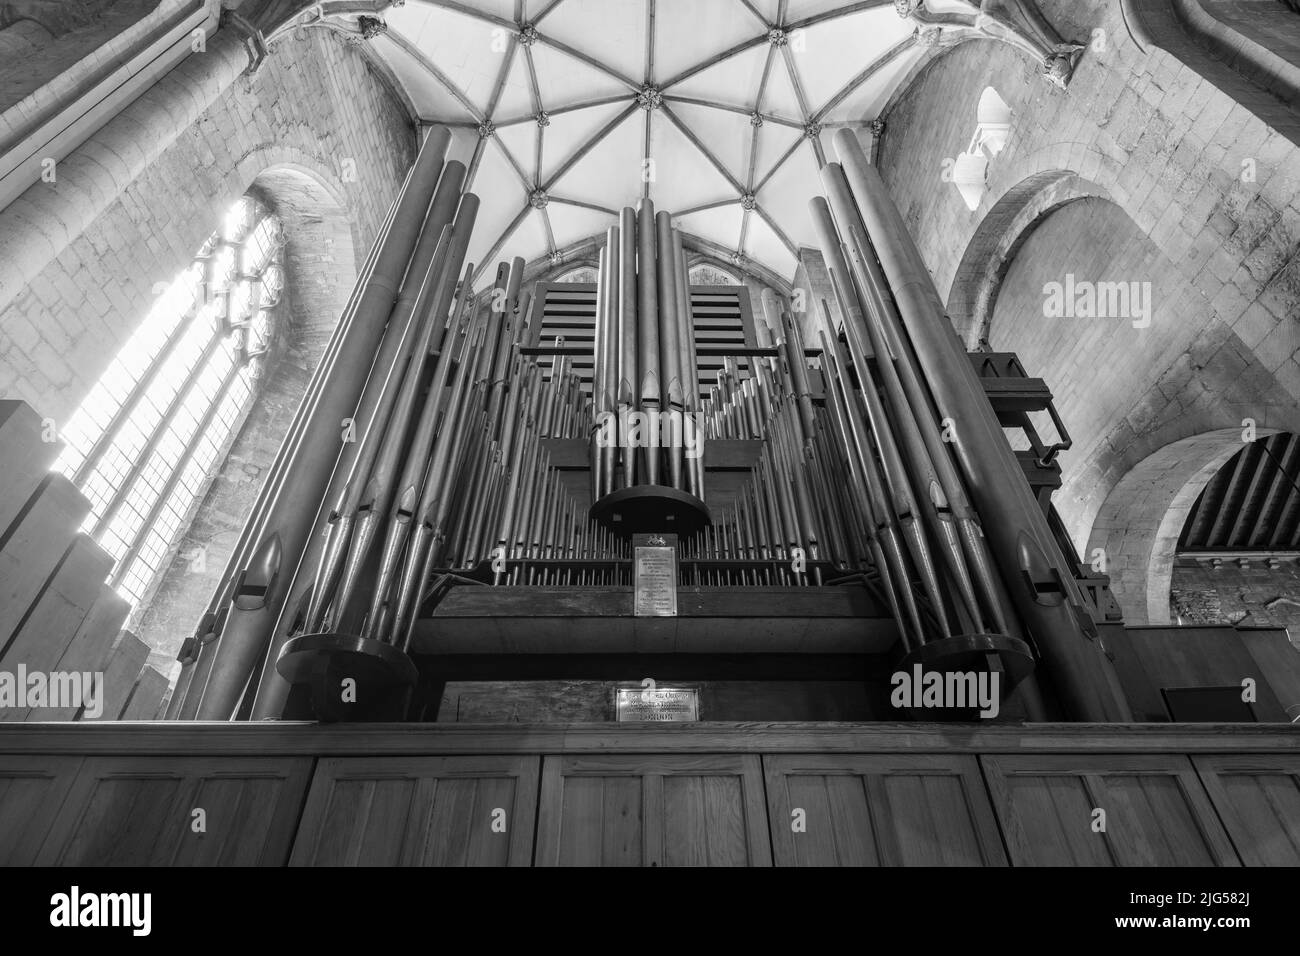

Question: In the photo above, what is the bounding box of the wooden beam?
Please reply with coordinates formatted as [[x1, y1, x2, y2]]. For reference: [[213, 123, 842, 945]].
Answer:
[[412, 585, 898, 655], [423, 652, 877, 681], [3, 720, 1300, 757], [1206, 444, 1256, 547], [1248, 434, 1300, 545], [1227, 435, 1280, 547]]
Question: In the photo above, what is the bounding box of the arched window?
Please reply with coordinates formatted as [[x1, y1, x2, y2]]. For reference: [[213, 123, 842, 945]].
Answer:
[[554, 265, 597, 284], [688, 263, 739, 286], [54, 194, 285, 611], [951, 87, 1013, 211]]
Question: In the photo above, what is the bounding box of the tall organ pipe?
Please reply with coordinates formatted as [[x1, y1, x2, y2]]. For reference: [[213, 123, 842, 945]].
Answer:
[[247, 174, 470, 721], [358, 195, 480, 640], [674, 228, 704, 500], [655, 210, 685, 490], [828, 128, 1130, 722], [618, 207, 639, 488], [636, 199, 661, 486], [168, 166, 406, 720], [305, 225, 454, 635], [188, 126, 454, 720], [598, 226, 620, 498]]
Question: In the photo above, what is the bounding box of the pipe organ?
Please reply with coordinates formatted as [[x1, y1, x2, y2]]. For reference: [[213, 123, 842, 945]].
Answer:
[[167, 124, 1132, 725]]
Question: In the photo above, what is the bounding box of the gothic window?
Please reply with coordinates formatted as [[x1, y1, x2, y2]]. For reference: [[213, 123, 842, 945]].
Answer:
[[554, 265, 598, 283], [688, 263, 740, 286], [53, 194, 284, 612]]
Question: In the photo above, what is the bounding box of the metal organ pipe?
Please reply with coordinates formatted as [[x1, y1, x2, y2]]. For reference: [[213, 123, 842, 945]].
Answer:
[[185, 126, 454, 720], [171, 144, 1107, 724], [825, 127, 1129, 722]]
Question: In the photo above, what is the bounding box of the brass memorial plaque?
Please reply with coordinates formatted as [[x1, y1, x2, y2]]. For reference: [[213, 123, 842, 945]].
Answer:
[[615, 686, 699, 722], [633, 532, 677, 617]]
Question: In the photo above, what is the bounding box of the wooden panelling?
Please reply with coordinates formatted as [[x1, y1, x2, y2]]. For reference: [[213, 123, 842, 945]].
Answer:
[[3, 721, 1298, 758], [290, 756, 539, 866], [1239, 629, 1300, 719], [1193, 754, 1300, 865], [763, 754, 1006, 866], [0, 756, 82, 865], [34, 756, 313, 865], [981, 754, 1241, 866], [417, 585, 896, 655], [535, 754, 771, 866], [1109, 625, 1290, 721]]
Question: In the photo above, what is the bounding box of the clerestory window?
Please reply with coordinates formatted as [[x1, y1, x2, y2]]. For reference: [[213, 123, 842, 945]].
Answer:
[[53, 194, 284, 612]]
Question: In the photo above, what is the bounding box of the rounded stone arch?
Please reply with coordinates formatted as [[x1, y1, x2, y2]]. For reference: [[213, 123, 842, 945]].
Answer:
[[132, 159, 362, 663], [242, 160, 359, 361], [945, 170, 1113, 348], [1085, 426, 1280, 625]]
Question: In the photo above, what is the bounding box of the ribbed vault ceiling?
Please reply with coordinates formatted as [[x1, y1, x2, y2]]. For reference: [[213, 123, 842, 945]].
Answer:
[[362, 0, 927, 286]]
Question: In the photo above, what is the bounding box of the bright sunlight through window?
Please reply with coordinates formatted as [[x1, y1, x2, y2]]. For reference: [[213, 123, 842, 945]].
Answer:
[[54, 195, 285, 612]]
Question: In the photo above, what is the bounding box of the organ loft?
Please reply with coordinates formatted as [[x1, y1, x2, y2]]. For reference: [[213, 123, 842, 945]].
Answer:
[[0, 0, 1298, 868]]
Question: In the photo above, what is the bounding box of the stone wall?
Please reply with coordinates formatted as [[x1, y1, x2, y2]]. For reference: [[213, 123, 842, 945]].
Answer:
[[873, 0, 1300, 619], [0, 25, 417, 668], [1171, 560, 1300, 631], [0, 25, 413, 424]]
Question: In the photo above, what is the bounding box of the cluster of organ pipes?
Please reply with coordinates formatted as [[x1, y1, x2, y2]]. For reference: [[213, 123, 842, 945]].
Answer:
[[589, 202, 704, 501], [174, 123, 1132, 724]]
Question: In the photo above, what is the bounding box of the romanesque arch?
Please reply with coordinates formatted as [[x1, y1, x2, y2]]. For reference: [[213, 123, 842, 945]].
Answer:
[[1085, 426, 1277, 624]]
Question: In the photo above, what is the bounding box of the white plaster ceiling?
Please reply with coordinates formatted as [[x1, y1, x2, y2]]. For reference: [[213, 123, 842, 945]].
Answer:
[[363, 0, 925, 287]]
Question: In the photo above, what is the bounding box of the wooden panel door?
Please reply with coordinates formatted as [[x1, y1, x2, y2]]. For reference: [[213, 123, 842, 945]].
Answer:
[[535, 754, 771, 866], [981, 754, 1240, 866], [1193, 754, 1300, 865], [34, 756, 313, 865], [763, 754, 1006, 866], [289, 756, 539, 866], [0, 756, 83, 865]]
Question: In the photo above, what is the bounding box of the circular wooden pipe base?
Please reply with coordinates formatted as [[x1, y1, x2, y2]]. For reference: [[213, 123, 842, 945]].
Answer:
[[276, 632, 418, 722], [894, 632, 1035, 721], [589, 484, 712, 539]]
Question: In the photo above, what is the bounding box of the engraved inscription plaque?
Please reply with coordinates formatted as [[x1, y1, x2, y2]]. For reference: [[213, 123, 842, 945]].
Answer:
[[615, 686, 699, 722], [633, 532, 677, 617]]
